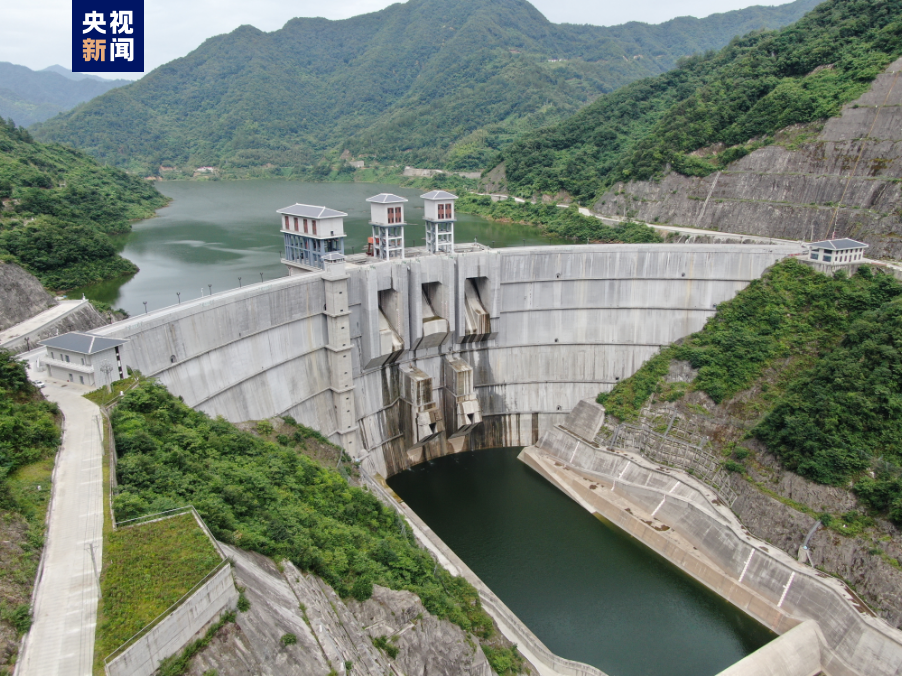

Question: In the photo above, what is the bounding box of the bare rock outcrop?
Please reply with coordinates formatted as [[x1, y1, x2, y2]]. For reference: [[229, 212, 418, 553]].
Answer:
[[0, 262, 56, 331], [187, 544, 492, 676], [593, 57, 902, 259]]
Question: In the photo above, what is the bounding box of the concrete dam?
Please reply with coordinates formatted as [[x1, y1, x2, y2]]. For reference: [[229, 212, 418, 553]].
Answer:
[[93, 243, 795, 477], [90, 241, 902, 676]]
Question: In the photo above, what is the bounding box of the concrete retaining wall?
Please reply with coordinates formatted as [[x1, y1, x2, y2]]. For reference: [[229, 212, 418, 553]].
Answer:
[[92, 244, 799, 476], [105, 562, 238, 676], [529, 422, 902, 676]]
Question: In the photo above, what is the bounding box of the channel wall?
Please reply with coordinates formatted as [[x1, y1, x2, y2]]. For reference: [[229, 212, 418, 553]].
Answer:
[[92, 243, 799, 476], [525, 411, 902, 676]]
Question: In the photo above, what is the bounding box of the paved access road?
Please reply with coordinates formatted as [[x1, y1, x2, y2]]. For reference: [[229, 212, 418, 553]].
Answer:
[[17, 380, 104, 676], [0, 300, 89, 351]]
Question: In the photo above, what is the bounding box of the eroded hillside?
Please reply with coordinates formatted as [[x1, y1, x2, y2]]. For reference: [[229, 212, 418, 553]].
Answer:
[[595, 57, 902, 258]]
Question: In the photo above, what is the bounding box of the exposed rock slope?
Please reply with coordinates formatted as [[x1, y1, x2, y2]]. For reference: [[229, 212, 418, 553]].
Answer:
[[187, 545, 493, 676], [594, 57, 902, 258], [0, 262, 56, 331]]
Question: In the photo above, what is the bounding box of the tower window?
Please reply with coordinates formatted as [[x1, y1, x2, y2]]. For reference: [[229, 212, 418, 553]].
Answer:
[[293, 217, 299, 231], [438, 203, 445, 219], [312, 220, 317, 235], [284, 215, 289, 229]]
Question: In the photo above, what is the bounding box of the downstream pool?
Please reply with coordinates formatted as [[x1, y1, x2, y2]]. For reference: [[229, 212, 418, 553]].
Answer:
[[388, 448, 774, 676], [77, 180, 563, 316]]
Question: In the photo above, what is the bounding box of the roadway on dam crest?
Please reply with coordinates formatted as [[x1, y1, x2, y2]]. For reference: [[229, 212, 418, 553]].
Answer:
[[17, 380, 104, 676]]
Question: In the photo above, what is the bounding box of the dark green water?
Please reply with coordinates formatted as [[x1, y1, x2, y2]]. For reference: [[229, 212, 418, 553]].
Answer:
[[388, 448, 774, 676], [77, 180, 561, 316]]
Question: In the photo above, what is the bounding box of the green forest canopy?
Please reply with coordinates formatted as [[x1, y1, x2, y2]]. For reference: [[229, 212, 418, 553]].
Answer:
[[499, 0, 902, 202], [0, 118, 167, 290], [32, 0, 820, 174]]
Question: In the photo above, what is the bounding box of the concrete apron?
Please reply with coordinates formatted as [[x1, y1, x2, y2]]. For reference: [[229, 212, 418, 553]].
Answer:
[[518, 441, 898, 676]]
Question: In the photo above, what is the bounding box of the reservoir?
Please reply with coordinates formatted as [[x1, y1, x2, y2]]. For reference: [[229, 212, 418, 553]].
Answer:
[[388, 448, 774, 676], [77, 180, 562, 316]]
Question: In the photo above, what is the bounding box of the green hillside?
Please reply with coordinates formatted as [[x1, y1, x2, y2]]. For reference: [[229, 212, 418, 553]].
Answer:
[[0, 62, 128, 127], [498, 0, 902, 201], [32, 0, 820, 175], [110, 381, 496, 640], [0, 119, 167, 290], [599, 259, 902, 521]]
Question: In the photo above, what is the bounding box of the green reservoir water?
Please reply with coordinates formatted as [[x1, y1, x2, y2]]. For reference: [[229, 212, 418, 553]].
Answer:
[[388, 448, 774, 676], [78, 180, 561, 316]]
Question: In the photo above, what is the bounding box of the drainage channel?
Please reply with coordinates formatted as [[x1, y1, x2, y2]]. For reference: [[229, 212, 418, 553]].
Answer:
[[387, 447, 775, 676]]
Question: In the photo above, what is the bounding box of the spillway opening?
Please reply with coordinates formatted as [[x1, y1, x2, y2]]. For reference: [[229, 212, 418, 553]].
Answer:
[[388, 447, 775, 676]]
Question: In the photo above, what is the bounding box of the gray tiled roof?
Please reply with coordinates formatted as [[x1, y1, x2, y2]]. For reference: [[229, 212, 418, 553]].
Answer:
[[420, 190, 458, 200], [277, 204, 347, 219], [366, 193, 408, 204], [39, 332, 127, 354], [810, 238, 869, 250]]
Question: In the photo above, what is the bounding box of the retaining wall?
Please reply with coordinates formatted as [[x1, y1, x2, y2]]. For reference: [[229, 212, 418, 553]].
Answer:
[[529, 422, 902, 676]]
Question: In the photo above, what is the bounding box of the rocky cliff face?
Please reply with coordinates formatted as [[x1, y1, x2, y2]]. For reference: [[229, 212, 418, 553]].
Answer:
[[593, 57, 902, 259], [187, 545, 494, 676], [0, 262, 56, 331]]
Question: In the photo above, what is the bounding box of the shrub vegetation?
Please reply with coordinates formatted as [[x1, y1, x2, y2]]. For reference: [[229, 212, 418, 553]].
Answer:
[[110, 382, 495, 640], [456, 194, 662, 243], [597, 260, 902, 520]]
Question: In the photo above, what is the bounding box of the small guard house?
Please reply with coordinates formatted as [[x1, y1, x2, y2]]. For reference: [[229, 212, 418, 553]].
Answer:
[[367, 193, 407, 260], [39, 332, 127, 387], [808, 238, 869, 266], [279, 204, 347, 274], [422, 190, 457, 254]]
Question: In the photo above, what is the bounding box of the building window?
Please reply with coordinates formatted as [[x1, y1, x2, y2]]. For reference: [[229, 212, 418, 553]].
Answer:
[[65, 354, 70, 363], [438, 203, 445, 219], [312, 220, 317, 235], [445, 203, 452, 219], [79, 376, 84, 384], [824, 255, 832, 262], [50, 352, 55, 359], [284, 215, 289, 229], [810, 253, 819, 260]]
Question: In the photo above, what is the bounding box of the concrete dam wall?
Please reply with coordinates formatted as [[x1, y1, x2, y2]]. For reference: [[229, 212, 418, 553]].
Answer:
[[93, 243, 799, 477]]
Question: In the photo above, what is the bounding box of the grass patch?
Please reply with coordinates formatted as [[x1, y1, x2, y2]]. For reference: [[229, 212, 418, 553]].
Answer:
[[84, 373, 142, 407], [95, 513, 222, 662]]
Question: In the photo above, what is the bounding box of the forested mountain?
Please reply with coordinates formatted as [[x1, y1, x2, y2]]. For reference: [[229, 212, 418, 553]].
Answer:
[[0, 62, 128, 127], [31, 0, 820, 174], [495, 0, 902, 202], [0, 119, 167, 290]]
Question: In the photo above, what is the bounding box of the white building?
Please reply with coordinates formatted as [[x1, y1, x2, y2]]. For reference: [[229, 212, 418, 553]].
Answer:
[[278, 204, 347, 274], [808, 238, 869, 265], [39, 332, 128, 387], [367, 193, 407, 260], [421, 190, 457, 254]]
